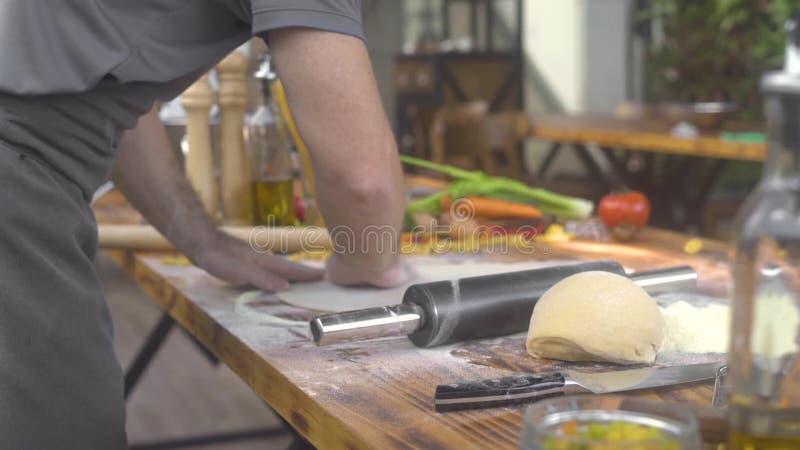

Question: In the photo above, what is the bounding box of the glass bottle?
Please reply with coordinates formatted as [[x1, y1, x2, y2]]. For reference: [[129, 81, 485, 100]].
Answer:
[[245, 54, 296, 226], [728, 15, 800, 450]]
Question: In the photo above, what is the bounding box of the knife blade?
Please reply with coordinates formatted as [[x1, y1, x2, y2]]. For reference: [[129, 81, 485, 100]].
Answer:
[[434, 362, 722, 412]]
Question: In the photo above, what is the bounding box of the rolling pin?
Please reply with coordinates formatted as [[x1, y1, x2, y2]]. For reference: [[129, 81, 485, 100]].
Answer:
[[97, 224, 331, 254], [310, 260, 697, 347]]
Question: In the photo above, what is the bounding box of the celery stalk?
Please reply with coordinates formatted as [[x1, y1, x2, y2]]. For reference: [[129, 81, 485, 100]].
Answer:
[[399, 155, 485, 181], [401, 157, 594, 220]]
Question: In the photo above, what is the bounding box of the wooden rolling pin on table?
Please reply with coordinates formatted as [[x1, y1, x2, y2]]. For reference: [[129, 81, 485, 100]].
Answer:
[[97, 224, 331, 254]]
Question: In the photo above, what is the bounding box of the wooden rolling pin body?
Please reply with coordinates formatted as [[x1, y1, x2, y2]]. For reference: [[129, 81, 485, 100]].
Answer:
[[98, 224, 330, 255]]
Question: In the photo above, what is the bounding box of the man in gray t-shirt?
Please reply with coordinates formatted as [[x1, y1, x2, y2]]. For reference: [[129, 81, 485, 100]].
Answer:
[[0, 1, 410, 448]]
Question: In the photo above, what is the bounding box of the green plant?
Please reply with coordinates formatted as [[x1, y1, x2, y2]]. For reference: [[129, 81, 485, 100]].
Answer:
[[641, 0, 800, 118]]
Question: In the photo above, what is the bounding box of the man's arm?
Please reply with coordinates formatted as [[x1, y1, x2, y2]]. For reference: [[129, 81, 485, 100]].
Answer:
[[111, 106, 323, 292], [269, 29, 410, 287]]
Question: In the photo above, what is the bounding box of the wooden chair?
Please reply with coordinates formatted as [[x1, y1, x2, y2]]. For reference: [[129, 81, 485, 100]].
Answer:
[[481, 111, 530, 180], [429, 102, 529, 179], [429, 101, 489, 171], [405, 104, 437, 160]]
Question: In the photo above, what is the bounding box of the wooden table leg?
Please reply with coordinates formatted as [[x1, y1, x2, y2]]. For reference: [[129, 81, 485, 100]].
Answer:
[[599, 147, 628, 182], [687, 159, 728, 231], [597, 146, 631, 190], [536, 142, 561, 178], [651, 156, 693, 230], [286, 433, 317, 450], [125, 312, 290, 449], [125, 313, 175, 398], [537, 142, 623, 191], [573, 143, 613, 191]]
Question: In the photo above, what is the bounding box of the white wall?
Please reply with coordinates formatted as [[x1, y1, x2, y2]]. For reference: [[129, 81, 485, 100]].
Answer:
[[522, 0, 633, 174], [523, 0, 632, 113], [523, 0, 586, 113], [584, 0, 633, 112]]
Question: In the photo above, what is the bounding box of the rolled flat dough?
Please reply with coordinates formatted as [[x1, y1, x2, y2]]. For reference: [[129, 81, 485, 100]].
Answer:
[[278, 258, 573, 312], [526, 271, 665, 365]]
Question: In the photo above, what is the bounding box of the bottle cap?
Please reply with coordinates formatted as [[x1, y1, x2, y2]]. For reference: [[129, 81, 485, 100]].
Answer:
[[762, 13, 800, 95]]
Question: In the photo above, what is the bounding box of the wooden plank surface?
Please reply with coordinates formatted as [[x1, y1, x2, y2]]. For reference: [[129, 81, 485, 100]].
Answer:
[[119, 228, 732, 450], [531, 114, 766, 161]]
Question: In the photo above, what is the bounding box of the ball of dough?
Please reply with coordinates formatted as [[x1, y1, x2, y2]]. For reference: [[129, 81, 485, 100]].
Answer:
[[526, 271, 665, 365]]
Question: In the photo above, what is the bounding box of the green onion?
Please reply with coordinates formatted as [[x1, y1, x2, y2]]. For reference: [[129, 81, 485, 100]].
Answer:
[[401, 155, 594, 220]]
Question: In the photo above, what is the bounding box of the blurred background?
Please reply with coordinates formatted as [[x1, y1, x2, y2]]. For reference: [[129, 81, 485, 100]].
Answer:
[[353, 0, 800, 239], [127, 3, 800, 447], [157, 0, 800, 241]]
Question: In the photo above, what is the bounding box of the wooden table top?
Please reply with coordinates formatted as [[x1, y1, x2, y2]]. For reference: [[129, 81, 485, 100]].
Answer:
[[104, 234, 731, 449], [93, 189, 735, 449], [531, 114, 766, 161]]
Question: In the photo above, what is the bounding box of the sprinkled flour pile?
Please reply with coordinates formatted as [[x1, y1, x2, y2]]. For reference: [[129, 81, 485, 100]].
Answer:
[[659, 300, 730, 354]]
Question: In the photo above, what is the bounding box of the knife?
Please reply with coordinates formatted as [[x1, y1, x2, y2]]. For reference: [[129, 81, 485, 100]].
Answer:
[[434, 362, 722, 412]]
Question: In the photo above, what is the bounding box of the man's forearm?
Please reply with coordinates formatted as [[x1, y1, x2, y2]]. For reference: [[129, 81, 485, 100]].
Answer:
[[271, 29, 405, 273], [111, 106, 218, 260], [111, 105, 324, 290]]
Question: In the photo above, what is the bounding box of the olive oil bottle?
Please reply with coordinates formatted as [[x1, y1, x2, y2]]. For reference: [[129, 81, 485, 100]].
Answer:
[[731, 427, 800, 449], [252, 177, 295, 226], [245, 53, 296, 226], [728, 15, 800, 449]]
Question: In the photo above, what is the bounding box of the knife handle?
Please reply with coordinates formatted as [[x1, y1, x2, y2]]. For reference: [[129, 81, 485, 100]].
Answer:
[[434, 373, 588, 412]]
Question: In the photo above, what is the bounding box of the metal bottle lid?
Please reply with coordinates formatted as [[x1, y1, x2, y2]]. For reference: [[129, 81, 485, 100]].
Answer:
[[761, 13, 800, 95], [254, 53, 277, 81]]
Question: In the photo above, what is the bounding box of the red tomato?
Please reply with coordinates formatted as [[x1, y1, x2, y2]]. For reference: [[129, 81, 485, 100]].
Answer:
[[598, 191, 651, 240]]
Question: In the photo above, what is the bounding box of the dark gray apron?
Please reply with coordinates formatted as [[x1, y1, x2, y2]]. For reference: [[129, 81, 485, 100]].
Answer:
[[0, 143, 126, 449]]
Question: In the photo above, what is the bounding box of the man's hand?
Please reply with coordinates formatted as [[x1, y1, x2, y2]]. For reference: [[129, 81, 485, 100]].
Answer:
[[112, 106, 323, 292], [326, 254, 415, 288], [192, 233, 323, 292]]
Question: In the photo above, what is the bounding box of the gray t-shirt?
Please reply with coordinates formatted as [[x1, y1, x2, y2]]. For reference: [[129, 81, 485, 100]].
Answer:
[[0, 0, 363, 197]]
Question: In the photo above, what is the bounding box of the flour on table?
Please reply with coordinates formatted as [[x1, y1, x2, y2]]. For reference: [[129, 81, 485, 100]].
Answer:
[[277, 258, 574, 312], [654, 293, 731, 358], [660, 300, 730, 354]]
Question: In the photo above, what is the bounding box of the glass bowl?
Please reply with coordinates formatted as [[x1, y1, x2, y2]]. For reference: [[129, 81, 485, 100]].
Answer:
[[519, 395, 702, 450]]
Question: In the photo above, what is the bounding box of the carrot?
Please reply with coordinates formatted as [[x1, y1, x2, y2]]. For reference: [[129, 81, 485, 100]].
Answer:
[[440, 195, 542, 220], [562, 420, 579, 436]]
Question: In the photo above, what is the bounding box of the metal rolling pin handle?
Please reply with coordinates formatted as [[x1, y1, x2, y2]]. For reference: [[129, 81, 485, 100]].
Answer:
[[310, 303, 425, 345], [627, 265, 698, 296], [311, 264, 697, 346]]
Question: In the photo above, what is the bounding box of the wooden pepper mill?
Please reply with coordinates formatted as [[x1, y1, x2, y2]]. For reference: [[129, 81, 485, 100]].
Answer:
[[181, 74, 218, 220], [217, 51, 253, 225]]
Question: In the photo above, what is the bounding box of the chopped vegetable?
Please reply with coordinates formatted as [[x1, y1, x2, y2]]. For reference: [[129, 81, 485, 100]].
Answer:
[[562, 420, 578, 436], [401, 156, 594, 221], [398, 155, 486, 181], [160, 255, 191, 266], [542, 420, 680, 450], [683, 238, 704, 254], [598, 191, 651, 241], [537, 224, 575, 244], [439, 195, 542, 220]]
